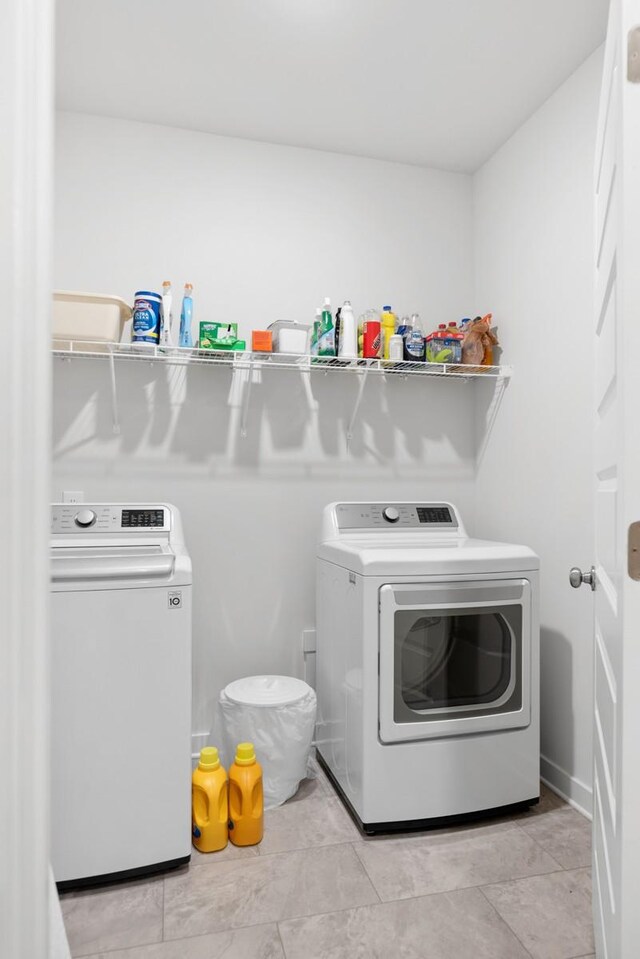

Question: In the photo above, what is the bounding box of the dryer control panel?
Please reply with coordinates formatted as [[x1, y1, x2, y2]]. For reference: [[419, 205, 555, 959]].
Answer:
[[335, 502, 458, 530], [51, 504, 171, 534]]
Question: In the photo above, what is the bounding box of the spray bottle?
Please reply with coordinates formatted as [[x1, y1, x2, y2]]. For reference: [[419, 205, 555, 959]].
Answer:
[[179, 282, 194, 348], [318, 297, 335, 357], [159, 280, 174, 348]]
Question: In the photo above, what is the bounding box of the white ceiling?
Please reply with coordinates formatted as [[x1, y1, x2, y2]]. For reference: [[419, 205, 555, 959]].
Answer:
[[55, 0, 608, 173]]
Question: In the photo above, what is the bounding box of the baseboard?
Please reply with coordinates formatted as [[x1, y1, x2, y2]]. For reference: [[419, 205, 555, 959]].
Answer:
[[540, 753, 593, 819]]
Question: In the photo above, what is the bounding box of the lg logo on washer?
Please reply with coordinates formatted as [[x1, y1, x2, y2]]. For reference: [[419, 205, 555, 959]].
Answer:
[[168, 591, 182, 609]]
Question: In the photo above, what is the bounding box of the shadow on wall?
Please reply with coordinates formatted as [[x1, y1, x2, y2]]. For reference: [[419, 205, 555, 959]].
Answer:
[[52, 357, 496, 473], [51, 356, 506, 733], [539, 626, 575, 785]]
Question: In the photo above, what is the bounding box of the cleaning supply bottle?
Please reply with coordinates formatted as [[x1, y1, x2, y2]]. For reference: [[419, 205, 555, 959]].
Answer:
[[338, 300, 357, 359], [228, 742, 263, 847], [310, 307, 321, 357], [357, 310, 375, 356], [397, 315, 412, 338], [404, 313, 426, 362], [389, 334, 403, 361], [381, 306, 397, 360], [192, 747, 228, 853], [159, 280, 174, 348], [179, 282, 194, 348], [318, 297, 336, 357]]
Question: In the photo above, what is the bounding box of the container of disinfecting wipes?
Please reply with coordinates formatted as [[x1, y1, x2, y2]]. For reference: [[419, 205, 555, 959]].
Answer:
[[132, 290, 162, 344]]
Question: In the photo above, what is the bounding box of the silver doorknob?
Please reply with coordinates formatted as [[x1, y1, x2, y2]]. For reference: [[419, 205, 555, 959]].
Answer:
[[569, 566, 596, 590]]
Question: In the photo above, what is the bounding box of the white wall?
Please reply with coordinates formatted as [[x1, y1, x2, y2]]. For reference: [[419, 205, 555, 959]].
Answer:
[[473, 48, 603, 813], [53, 114, 477, 743]]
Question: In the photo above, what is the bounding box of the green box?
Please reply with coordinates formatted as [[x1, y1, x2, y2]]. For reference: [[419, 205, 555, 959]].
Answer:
[[199, 322, 239, 349]]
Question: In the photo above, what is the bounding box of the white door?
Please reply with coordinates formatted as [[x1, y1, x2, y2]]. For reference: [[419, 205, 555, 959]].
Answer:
[[587, 1, 640, 955]]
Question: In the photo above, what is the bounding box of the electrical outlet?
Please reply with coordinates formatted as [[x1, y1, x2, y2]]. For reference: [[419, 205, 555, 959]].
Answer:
[[302, 628, 316, 653], [63, 490, 84, 504]]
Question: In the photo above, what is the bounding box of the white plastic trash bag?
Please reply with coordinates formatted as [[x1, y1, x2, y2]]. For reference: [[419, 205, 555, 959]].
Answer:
[[216, 675, 316, 809]]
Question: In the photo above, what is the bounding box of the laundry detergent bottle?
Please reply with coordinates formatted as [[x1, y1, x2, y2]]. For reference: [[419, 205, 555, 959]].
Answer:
[[228, 742, 263, 846], [192, 747, 228, 853], [381, 305, 397, 359]]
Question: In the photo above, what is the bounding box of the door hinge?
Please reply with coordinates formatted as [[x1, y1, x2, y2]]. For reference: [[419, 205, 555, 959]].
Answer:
[[628, 522, 640, 580], [628, 27, 640, 82]]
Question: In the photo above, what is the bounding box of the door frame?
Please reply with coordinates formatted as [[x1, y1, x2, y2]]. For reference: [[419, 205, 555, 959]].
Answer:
[[0, 0, 54, 954]]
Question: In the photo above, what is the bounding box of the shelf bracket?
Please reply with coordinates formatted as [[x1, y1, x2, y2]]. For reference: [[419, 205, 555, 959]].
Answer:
[[300, 367, 319, 413], [239, 357, 254, 439], [475, 374, 509, 467], [346, 366, 369, 451], [108, 352, 121, 435]]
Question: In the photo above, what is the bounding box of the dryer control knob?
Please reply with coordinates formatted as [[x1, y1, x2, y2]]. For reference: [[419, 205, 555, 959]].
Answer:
[[74, 509, 97, 528], [383, 506, 400, 523]]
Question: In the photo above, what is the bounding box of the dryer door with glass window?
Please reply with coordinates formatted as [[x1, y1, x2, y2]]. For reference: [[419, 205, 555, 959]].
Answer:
[[379, 579, 531, 742]]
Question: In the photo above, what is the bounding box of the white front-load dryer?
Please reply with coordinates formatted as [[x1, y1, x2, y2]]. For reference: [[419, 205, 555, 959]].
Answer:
[[315, 501, 539, 833]]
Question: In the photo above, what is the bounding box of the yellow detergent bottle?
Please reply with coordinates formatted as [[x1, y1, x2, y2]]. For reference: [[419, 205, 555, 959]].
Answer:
[[228, 743, 264, 847], [381, 305, 397, 359], [192, 747, 228, 853]]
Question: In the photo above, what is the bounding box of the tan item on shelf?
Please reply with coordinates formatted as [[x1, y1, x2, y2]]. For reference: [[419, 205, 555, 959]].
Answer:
[[462, 314, 498, 367], [53, 290, 132, 345]]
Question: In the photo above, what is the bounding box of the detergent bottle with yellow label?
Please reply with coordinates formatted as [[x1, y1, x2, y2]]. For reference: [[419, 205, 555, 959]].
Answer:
[[192, 747, 228, 853], [228, 742, 264, 846]]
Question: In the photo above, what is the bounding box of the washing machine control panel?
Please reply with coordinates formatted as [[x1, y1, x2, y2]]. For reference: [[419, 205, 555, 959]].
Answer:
[[335, 503, 458, 530], [51, 505, 170, 534]]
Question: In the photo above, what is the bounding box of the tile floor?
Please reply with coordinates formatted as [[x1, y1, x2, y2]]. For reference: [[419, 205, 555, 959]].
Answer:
[[60, 761, 594, 959]]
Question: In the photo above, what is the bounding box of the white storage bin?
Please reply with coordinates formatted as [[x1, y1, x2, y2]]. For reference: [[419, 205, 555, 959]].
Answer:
[[53, 290, 132, 344], [267, 321, 310, 354], [216, 675, 316, 808]]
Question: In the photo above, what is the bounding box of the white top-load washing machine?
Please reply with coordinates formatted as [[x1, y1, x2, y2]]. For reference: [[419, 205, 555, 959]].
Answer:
[[50, 503, 192, 889], [316, 501, 539, 833]]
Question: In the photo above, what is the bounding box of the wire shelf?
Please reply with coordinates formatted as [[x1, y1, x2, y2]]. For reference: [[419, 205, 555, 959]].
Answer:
[[52, 340, 511, 380]]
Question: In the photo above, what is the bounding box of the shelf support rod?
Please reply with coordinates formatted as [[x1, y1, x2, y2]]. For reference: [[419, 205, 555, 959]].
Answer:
[[239, 358, 253, 439], [475, 375, 509, 468], [346, 366, 369, 451], [300, 368, 319, 413], [108, 352, 121, 435]]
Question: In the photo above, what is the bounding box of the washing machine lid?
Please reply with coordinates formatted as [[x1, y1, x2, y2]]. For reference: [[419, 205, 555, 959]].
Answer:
[[316, 537, 539, 576], [50, 502, 192, 590]]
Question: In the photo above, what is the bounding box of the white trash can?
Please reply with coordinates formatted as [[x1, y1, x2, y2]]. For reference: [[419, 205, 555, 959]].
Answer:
[[217, 675, 317, 809]]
